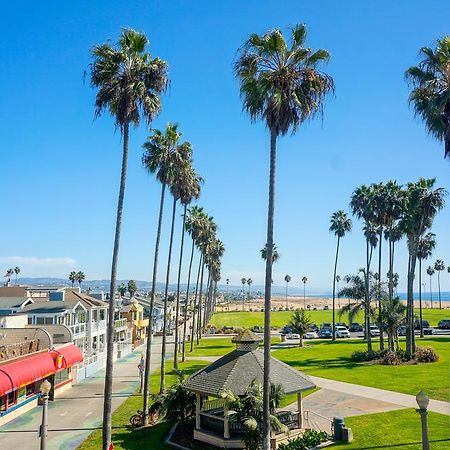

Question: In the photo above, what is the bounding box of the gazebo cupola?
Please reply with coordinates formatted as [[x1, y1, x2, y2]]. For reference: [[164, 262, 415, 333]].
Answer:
[[231, 329, 261, 351]]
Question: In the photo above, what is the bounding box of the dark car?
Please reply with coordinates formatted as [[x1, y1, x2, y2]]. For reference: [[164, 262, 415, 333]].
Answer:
[[319, 328, 332, 338], [251, 326, 263, 333], [281, 325, 292, 335], [398, 325, 406, 336], [310, 323, 319, 332], [414, 319, 430, 330], [349, 323, 363, 332], [438, 319, 450, 329]]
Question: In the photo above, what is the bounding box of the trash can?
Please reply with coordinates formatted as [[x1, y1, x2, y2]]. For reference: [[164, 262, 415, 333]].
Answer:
[[333, 417, 345, 440]]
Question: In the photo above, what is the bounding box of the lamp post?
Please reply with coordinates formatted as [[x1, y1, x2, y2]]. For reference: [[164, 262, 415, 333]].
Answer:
[[39, 379, 51, 450], [416, 391, 430, 450]]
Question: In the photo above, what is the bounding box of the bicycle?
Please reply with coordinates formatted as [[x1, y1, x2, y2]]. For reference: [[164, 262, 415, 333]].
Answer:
[[129, 410, 144, 427]]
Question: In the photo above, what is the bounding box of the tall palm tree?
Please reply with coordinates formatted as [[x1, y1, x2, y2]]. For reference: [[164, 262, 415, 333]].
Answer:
[[417, 233, 436, 336], [127, 279, 137, 298], [427, 266, 435, 309], [247, 278, 253, 300], [406, 37, 450, 160], [173, 168, 202, 370], [284, 275, 291, 309], [260, 243, 280, 263], [76, 271, 85, 288], [241, 278, 247, 311], [434, 259, 445, 309], [69, 271, 77, 287], [235, 24, 333, 447], [90, 29, 167, 444], [301, 276, 308, 309], [13, 267, 20, 284], [142, 123, 186, 417], [329, 210, 352, 341], [5, 268, 13, 285], [400, 178, 446, 358]]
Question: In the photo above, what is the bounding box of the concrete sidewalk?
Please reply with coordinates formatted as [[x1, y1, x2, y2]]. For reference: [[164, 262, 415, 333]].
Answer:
[[0, 337, 167, 450], [309, 375, 450, 416]]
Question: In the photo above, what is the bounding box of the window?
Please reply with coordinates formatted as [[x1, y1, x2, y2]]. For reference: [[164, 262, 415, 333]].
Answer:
[[45, 317, 53, 325], [36, 317, 45, 325], [26, 382, 40, 397], [0, 395, 6, 412], [100, 309, 105, 321], [7, 391, 17, 408], [27, 317, 33, 325], [54, 369, 70, 386]]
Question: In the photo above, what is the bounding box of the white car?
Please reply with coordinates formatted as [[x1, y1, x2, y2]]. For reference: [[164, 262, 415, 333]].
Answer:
[[303, 331, 319, 339], [369, 325, 381, 337], [335, 326, 351, 338], [285, 333, 300, 340]]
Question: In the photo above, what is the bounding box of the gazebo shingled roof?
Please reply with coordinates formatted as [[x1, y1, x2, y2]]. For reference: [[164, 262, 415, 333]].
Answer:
[[183, 330, 315, 397]]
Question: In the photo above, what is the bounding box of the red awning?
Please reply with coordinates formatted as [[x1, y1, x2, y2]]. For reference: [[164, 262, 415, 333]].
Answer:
[[0, 352, 55, 396], [50, 345, 83, 371]]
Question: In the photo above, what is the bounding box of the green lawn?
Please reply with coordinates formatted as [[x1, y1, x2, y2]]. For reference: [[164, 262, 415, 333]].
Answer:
[[210, 308, 450, 329], [77, 360, 209, 450], [332, 409, 450, 449], [272, 337, 450, 401]]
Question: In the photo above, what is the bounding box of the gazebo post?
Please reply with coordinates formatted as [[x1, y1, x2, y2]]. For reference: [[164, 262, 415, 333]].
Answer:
[[223, 402, 230, 439], [297, 392, 303, 428], [195, 393, 201, 429]]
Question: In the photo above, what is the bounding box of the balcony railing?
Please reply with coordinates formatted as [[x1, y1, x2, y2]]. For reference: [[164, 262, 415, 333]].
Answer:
[[71, 323, 86, 336], [114, 318, 128, 329], [137, 319, 149, 327]]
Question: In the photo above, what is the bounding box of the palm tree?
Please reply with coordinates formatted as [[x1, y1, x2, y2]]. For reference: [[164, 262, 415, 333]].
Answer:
[[90, 29, 167, 443], [284, 275, 291, 309], [329, 210, 352, 341], [13, 266, 20, 284], [247, 278, 253, 307], [142, 123, 186, 415], [76, 271, 85, 288], [289, 309, 312, 347], [434, 259, 445, 309], [260, 243, 280, 263], [235, 24, 333, 447], [427, 266, 435, 309], [127, 280, 137, 298], [117, 283, 127, 298], [301, 277, 308, 309], [5, 268, 13, 285], [399, 178, 446, 358], [69, 271, 77, 287], [417, 233, 436, 336], [241, 278, 247, 311], [173, 167, 202, 370], [406, 37, 450, 160], [378, 296, 406, 352]]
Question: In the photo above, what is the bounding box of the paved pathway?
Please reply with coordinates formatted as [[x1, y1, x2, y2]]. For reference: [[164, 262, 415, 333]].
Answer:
[[0, 337, 169, 450]]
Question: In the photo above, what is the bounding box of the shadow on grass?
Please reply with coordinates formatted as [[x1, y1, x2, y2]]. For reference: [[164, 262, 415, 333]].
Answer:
[[343, 438, 450, 449], [110, 421, 172, 450]]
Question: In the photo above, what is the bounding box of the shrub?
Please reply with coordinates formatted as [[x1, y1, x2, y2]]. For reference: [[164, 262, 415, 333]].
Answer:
[[415, 346, 439, 363], [278, 430, 329, 450], [396, 348, 408, 361], [380, 351, 401, 365], [351, 350, 370, 362]]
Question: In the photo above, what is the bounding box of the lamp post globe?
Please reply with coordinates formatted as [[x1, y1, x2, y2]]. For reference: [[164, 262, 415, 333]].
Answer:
[[416, 391, 429, 411]]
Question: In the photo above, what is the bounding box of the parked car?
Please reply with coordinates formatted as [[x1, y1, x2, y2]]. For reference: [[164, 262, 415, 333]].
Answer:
[[309, 323, 319, 332], [319, 328, 332, 339], [251, 326, 263, 333], [303, 331, 319, 339], [414, 319, 430, 330], [423, 327, 433, 335], [323, 305, 329, 310], [349, 323, 363, 332], [281, 325, 292, 335], [285, 333, 300, 340], [438, 319, 450, 329], [398, 325, 406, 336], [368, 325, 381, 337], [335, 325, 351, 338], [321, 323, 332, 330], [336, 322, 348, 329]]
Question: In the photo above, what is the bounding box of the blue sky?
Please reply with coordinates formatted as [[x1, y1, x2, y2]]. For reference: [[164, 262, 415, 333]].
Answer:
[[1, 0, 449, 292]]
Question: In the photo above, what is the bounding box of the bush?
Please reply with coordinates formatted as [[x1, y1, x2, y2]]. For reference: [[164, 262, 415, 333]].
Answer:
[[278, 430, 329, 450], [415, 346, 439, 363], [396, 348, 408, 361], [380, 351, 401, 365], [350, 350, 381, 362]]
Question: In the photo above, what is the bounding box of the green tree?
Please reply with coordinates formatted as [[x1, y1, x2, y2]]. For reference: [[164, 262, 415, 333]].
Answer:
[[127, 280, 137, 298], [417, 233, 436, 336], [117, 283, 127, 297], [427, 266, 435, 308], [406, 37, 450, 159], [247, 278, 253, 300], [289, 309, 312, 347], [399, 178, 446, 358], [13, 266, 20, 284], [241, 277, 247, 311], [235, 24, 333, 447], [434, 259, 445, 310], [284, 275, 291, 309], [329, 210, 352, 341], [90, 29, 167, 443], [378, 296, 406, 351], [69, 271, 77, 287], [260, 243, 279, 263], [301, 276, 308, 308], [76, 271, 85, 288]]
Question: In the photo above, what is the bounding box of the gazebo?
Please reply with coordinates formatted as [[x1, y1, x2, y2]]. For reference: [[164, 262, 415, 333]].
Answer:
[[183, 330, 316, 449]]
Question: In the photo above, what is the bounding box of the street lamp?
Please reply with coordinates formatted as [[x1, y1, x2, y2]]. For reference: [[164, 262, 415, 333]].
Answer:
[[40, 379, 52, 450], [416, 391, 430, 450]]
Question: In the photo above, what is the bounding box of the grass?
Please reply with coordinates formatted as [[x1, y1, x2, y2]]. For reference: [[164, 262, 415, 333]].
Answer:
[[332, 409, 450, 449], [77, 360, 209, 450], [272, 337, 450, 401], [210, 308, 450, 329]]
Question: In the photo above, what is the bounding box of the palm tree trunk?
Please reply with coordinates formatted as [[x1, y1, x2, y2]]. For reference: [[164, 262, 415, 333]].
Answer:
[[406, 250, 418, 359], [182, 238, 195, 362], [160, 197, 177, 393], [419, 258, 423, 338], [197, 260, 205, 343], [203, 270, 211, 332], [190, 254, 202, 352], [378, 227, 384, 350], [262, 128, 277, 450], [388, 235, 393, 301], [437, 271, 442, 309], [429, 275, 433, 309], [332, 236, 340, 342], [102, 121, 129, 450], [143, 182, 166, 424], [365, 238, 372, 353], [174, 204, 187, 370], [285, 283, 288, 310]]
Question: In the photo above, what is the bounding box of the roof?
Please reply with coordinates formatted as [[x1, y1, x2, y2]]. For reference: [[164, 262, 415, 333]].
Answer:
[[183, 347, 315, 397], [51, 345, 83, 371], [232, 329, 262, 344], [64, 290, 108, 307], [0, 297, 32, 309], [0, 287, 28, 298], [21, 300, 82, 314]]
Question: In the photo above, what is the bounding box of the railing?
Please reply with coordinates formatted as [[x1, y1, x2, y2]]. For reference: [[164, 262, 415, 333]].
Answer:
[[202, 398, 225, 412], [277, 411, 299, 430], [71, 323, 86, 336], [137, 319, 149, 327], [115, 318, 128, 329], [304, 410, 333, 435], [200, 413, 224, 435]]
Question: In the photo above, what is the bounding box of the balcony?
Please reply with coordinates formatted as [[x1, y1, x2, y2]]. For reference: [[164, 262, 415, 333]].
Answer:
[[114, 318, 128, 330], [70, 323, 86, 337], [137, 319, 149, 328]]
